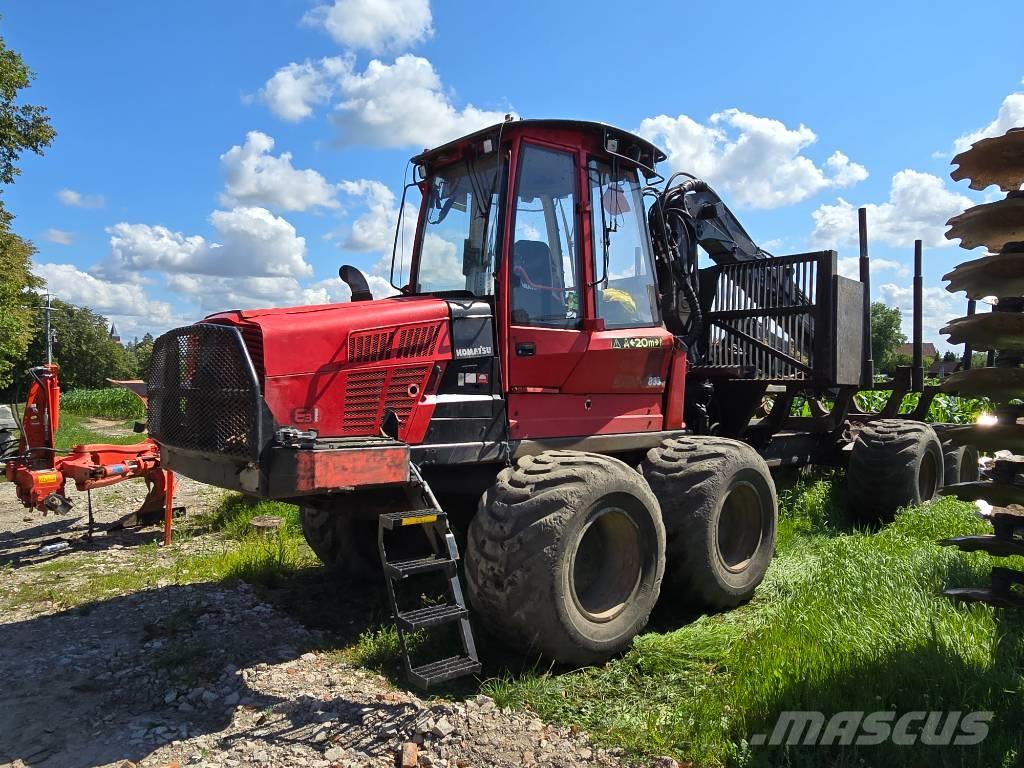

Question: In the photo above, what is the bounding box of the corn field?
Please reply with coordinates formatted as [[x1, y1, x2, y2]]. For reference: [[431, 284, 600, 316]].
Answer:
[[60, 388, 146, 420]]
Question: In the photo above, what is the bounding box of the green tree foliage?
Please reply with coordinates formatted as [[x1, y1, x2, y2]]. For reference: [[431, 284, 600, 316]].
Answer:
[[0, 22, 55, 389], [871, 301, 907, 373], [0, 25, 55, 190], [0, 227, 40, 388], [123, 333, 155, 379]]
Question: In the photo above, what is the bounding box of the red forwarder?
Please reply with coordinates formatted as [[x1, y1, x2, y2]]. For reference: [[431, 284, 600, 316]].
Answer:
[[148, 119, 950, 687]]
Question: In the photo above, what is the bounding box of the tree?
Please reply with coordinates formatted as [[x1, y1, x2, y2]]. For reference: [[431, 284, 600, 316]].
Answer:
[[0, 227, 40, 388], [870, 301, 906, 373], [943, 350, 957, 362], [0, 23, 55, 389]]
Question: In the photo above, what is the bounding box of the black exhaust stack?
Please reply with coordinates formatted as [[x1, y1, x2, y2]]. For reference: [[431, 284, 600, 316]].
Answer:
[[858, 208, 874, 386], [912, 239, 924, 392]]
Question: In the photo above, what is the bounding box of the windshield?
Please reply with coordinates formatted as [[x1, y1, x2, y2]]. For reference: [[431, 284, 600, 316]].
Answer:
[[414, 153, 503, 295]]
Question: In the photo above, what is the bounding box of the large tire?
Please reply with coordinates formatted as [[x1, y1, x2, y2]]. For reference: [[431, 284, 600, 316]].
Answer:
[[847, 419, 944, 521], [465, 451, 665, 666], [640, 436, 777, 610], [932, 423, 981, 486], [299, 505, 379, 579]]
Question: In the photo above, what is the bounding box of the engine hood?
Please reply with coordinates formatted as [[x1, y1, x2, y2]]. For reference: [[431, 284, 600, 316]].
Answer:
[[205, 295, 452, 378]]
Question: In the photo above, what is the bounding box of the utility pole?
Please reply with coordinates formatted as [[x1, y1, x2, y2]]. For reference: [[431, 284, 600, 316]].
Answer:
[[43, 293, 53, 364]]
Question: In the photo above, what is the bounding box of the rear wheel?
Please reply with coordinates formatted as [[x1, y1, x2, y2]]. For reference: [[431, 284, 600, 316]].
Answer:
[[847, 419, 944, 521], [465, 451, 665, 666], [932, 423, 981, 486], [640, 436, 777, 609]]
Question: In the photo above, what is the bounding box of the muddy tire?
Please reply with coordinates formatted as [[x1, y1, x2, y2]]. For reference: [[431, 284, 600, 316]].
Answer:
[[640, 436, 777, 610], [465, 450, 665, 666], [932, 423, 981, 486], [299, 505, 379, 579], [847, 419, 944, 521]]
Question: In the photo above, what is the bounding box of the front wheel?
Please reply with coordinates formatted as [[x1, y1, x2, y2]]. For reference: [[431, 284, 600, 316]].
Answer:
[[465, 451, 666, 666]]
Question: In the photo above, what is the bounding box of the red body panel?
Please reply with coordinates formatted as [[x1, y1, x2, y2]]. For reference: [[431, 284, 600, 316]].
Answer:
[[207, 295, 452, 443], [278, 443, 410, 493]]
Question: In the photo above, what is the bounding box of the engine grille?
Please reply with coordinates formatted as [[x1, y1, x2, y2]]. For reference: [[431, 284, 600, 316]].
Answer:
[[342, 364, 431, 436], [348, 322, 441, 364], [147, 323, 263, 459]]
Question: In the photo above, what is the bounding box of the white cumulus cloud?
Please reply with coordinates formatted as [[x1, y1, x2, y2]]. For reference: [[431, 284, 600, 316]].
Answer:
[[302, 0, 433, 54], [953, 91, 1024, 154], [637, 109, 868, 209], [811, 170, 973, 249], [259, 56, 350, 122], [837, 256, 910, 280], [104, 207, 313, 279], [220, 131, 339, 212], [259, 54, 507, 148], [57, 188, 104, 208], [879, 282, 964, 347], [43, 228, 74, 245]]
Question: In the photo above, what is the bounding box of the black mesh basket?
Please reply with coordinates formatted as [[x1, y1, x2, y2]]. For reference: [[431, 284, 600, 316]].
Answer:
[[147, 323, 263, 460]]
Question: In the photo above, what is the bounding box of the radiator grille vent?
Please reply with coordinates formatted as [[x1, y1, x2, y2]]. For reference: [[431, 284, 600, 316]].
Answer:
[[348, 322, 441, 364], [342, 364, 430, 436]]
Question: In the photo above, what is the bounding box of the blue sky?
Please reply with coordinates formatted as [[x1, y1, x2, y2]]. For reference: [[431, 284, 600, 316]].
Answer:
[[4, 0, 1024, 347]]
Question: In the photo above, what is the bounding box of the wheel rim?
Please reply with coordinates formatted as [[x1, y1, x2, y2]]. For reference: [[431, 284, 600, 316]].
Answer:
[[919, 451, 938, 500], [570, 504, 642, 623], [716, 481, 763, 572]]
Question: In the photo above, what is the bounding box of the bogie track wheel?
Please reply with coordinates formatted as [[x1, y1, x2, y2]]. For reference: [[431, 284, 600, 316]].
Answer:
[[640, 436, 778, 610]]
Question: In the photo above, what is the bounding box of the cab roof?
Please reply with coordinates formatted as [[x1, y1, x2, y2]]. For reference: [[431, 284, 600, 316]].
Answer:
[[410, 118, 667, 179]]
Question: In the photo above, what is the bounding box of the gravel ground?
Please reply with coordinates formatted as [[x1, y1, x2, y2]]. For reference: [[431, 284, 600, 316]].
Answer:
[[0, 478, 656, 768]]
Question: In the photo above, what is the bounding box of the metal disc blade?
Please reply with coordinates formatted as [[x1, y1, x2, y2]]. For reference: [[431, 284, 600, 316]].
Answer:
[[941, 423, 1024, 452], [941, 312, 1024, 349], [940, 481, 1024, 506], [950, 128, 1024, 192], [945, 196, 1024, 251], [941, 367, 1024, 400], [944, 251, 1024, 299]]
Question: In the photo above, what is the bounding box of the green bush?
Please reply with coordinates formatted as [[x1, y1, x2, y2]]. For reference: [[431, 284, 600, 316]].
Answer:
[[60, 388, 145, 420]]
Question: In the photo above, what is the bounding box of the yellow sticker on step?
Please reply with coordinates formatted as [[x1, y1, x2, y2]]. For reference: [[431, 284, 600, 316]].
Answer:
[[35, 472, 60, 485], [401, 514, 438, 526]]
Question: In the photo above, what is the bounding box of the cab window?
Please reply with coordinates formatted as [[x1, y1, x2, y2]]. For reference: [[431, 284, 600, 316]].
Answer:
[[589, 161, 659, 328], [510, 145, 579, 328]]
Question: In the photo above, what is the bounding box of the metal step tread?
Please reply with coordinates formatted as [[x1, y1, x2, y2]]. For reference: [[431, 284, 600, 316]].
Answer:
[[396, 602, 468, 631], [379, 508, 444, 530], [410, 655, 481, 687], [385, 554, 456, 579]]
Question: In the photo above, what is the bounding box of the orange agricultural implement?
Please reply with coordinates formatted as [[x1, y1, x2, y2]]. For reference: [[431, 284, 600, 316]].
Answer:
[[2, 364, 176, 544]]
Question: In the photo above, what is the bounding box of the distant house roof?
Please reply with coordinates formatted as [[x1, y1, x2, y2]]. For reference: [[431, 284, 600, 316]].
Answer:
[[929, 359, 960, 377], [897, 342, 937, 359]]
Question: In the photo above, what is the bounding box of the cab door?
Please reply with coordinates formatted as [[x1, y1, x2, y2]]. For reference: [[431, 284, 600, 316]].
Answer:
[[506, 141, 590, 438]]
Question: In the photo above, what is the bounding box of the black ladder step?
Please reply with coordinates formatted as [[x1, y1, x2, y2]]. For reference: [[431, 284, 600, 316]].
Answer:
[[379, 508, 445, 530], [385, 554, 456, 579], [396, 602, 468, 631], [409, 655, 482, 688]]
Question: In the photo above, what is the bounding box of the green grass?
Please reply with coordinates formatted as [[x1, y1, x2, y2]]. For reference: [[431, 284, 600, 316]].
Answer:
[[54, 412, 147, 450], [482, 482, 1024, 767], [60, 388, 146, 420]]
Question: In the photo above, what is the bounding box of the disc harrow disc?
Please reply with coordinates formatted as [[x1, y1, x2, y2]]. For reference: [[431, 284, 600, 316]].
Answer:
[[950, 128, 1024, 192], [945, 195, 1024, 252], [940, 367, 1024, 400], [943, 250, 1024, 299], [941, 423, 1024, 453], [941, 311, 1024, 350]]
